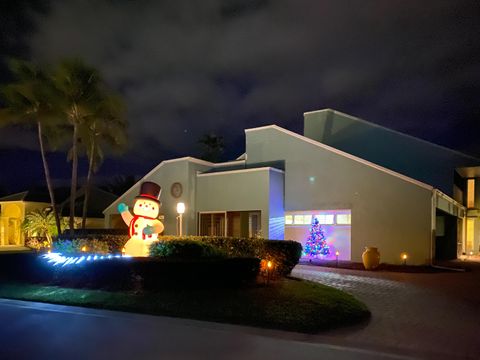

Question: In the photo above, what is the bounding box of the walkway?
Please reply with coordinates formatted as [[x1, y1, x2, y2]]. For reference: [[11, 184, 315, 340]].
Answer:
[[292, 264, 480, 360]]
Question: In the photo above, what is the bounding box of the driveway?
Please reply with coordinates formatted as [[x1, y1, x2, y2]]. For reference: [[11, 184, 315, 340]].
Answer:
[[292, 263, 480, 360]]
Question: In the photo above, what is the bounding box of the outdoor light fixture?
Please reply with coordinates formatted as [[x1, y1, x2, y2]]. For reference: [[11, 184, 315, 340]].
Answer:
[[176, 202, 185, 236], [335, 250, 340, 267], [81, 246, 87, 252], [401, 253, 408, 266], [267, 260, 272, 269]]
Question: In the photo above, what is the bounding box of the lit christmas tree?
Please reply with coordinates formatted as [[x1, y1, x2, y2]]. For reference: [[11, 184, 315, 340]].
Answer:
[[303, 217, 330, 257]]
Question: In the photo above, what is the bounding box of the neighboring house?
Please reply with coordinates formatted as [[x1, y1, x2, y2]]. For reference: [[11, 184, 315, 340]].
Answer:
[[60, 187, 118, 229], [0, 191, 50, 249], [104, 108, 480, 265], [0, 187, 118, 249]]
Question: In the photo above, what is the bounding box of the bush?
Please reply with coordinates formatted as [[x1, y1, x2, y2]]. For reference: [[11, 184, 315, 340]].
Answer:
[[261, 240, 303, 276], [149, 240, 225, 258], [157, 236, 302, 276], [53, 239, 110, 255], [136, 257, 260, 289], [54, 234, 128, 254]]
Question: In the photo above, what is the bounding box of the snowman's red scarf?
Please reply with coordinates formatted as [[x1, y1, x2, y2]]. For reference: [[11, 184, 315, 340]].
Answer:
[[129, 215, 157, 239]]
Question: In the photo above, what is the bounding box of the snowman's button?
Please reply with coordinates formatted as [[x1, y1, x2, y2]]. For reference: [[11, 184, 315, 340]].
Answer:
[[135, 224, 138, 228]]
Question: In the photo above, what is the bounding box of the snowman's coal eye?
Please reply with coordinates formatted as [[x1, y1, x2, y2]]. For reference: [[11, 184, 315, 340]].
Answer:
[[139, 204, 142, 207]]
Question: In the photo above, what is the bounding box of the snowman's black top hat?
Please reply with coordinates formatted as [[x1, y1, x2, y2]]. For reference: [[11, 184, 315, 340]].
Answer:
[[136, 181, 161, 204]]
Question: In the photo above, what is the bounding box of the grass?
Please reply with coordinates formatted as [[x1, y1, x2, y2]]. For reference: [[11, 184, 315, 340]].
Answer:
[[0, 278, 370, 333]]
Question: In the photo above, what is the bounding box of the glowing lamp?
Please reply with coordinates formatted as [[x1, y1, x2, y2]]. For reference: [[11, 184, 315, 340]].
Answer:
[[401, 252, 408, 265], [81, 246, 87, 252], [267, 261, 273, 269], [122, 247, 126, 255], [469, 251, 474, 256], [176, 202, 185, 214], [335, 251, 340, 257]]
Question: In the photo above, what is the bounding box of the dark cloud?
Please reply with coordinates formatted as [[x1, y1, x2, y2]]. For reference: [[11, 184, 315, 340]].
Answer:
[[1, 0, 479, 191]]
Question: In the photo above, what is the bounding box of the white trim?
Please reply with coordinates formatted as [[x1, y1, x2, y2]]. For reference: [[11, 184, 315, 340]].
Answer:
[[245, 124, 433, 190], [214, 159, 246, 167], [197, 167, 284, 177], [304, 109, 480, 162]]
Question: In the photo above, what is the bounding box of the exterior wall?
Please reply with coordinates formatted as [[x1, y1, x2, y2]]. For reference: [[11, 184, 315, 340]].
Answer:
[[0, 201, 49, 246], [104, 159, 212, 235], [246, 126, 433, 265], [304, 109, 480, 197], [195, 168, 284, 239]]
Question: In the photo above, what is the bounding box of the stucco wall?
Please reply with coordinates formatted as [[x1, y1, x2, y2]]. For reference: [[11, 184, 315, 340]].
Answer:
[[196, 168, 284, 239], [246, 126, 433, 265], [104, 159, 211, 235]]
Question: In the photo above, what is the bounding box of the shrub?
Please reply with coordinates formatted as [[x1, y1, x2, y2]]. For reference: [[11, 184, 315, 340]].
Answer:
[[149, 240, 225, 258], [54, 234, 128, 254], [157, 236, 302, 276], [134, 257, 260, 289], [260, 240, 303, 276]]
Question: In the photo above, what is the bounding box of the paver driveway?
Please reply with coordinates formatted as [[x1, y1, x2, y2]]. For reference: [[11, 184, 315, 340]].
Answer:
[[292, 264, 480, 360]]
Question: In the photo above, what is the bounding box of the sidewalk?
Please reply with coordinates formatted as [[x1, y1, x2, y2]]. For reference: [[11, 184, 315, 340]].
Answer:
[[292, 264, 480, 359]]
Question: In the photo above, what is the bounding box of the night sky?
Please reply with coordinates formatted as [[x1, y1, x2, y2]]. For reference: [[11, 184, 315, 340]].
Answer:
[[1, 0, 479, 194]]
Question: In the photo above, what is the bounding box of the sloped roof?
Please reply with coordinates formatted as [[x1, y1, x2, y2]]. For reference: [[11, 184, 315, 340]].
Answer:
[[0, 190, 50, 203], [245, 124, 433, 190]]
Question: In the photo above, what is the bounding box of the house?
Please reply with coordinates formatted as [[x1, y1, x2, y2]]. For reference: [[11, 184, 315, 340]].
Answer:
[[0, 187, 117, 249], [59, 187, 118, 229], [103, 109, 480, 265], [0, 191, 50, 249]]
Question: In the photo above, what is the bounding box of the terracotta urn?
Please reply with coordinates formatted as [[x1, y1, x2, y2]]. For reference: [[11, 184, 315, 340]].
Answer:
[[362, 247, 380, 270]]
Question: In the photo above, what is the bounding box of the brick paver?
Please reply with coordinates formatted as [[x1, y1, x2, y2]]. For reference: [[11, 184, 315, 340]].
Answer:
[[292, 264, 480, 360]]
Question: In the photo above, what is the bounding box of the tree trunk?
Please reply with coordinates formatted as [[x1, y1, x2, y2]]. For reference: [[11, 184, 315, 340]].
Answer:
[[37, 121, 62, 236], [69, 123, 79, 235], [82, 135, 96, 229]]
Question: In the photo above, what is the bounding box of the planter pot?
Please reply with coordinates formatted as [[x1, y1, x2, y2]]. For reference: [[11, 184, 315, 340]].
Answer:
[[362, 247, 380, 270]]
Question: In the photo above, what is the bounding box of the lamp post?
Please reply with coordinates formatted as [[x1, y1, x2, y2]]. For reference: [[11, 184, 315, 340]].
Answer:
[[335, 250, 340, 267], [176, 202, 185, 236]]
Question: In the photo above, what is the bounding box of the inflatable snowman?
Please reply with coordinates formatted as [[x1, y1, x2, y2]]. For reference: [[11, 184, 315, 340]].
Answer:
[[117, 181, 164, 257]]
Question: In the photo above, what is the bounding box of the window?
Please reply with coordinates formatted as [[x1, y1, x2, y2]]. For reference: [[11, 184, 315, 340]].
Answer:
[[285, 215, 293, 225], [315, 214, 334, 224], [294, 215, 305, 225], [467, 218, 474, 251], [467, 179, 475, 208], [336, 214, 351, 225]]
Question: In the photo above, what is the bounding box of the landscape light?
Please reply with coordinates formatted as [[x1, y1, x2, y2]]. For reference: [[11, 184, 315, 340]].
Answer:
[[267, 260, 272, 269], [401, 253, 408, 265], [81, 246, 87, 252]]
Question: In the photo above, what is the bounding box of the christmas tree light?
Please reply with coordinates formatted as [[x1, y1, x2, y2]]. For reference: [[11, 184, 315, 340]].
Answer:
[[303, 217, 330, 258]]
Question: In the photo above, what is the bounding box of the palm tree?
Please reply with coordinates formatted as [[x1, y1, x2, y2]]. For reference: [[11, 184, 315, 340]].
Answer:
[[80, 95, 127, 229], [52, 59, 103, 234], [199, 133, 225, 162], [0, 60, 64, 235], [22, 209, 69, 247]]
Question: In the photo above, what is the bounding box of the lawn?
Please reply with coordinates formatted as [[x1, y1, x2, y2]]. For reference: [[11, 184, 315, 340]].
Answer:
[[0, 278, 370, 333]]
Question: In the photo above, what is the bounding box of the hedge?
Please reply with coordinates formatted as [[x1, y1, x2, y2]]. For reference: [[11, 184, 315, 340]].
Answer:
[[54, 234, 128, 254], [0, 253, 259, 290], [150, 240, 225, 258], [52, 234, 302, 276], [155, 236, 302, 276]]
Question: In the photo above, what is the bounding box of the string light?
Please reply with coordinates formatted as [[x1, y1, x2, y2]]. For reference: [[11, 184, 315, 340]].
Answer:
[[42, 252, 130, 267]]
